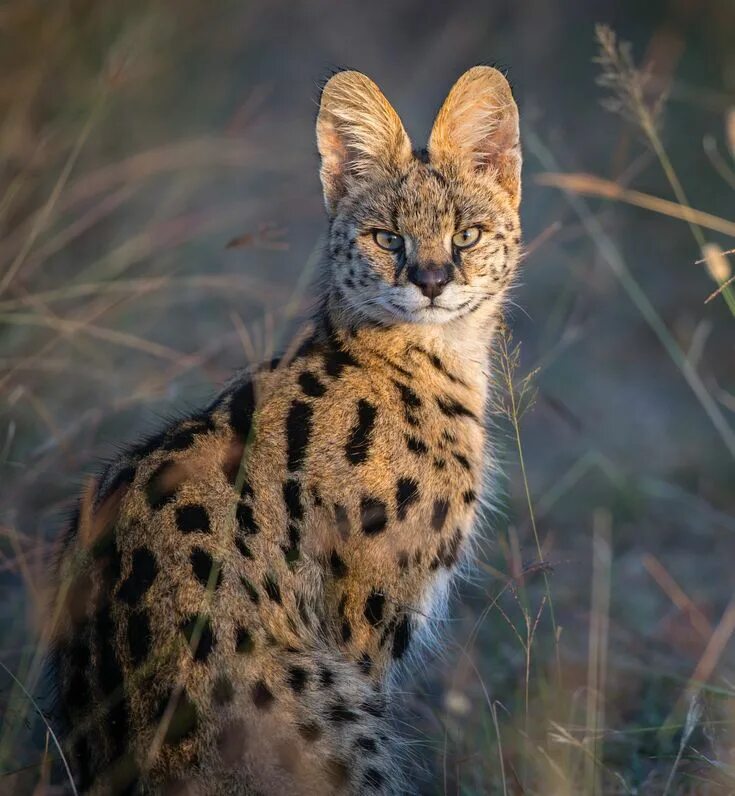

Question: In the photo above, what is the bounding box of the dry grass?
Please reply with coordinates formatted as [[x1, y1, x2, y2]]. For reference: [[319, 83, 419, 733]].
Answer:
[[1, 3, 734, 794]]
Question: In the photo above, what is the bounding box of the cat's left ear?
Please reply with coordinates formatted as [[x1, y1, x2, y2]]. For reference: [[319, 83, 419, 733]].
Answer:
[[316, 70, 412, 216], [429, 66, 521, 206]]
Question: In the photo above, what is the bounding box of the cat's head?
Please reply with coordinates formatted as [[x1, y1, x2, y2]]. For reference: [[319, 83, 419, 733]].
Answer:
[[317, 66, 522, 326]]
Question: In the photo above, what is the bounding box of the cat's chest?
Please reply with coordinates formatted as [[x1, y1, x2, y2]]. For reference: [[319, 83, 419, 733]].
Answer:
[[298, 361, 487, 564]]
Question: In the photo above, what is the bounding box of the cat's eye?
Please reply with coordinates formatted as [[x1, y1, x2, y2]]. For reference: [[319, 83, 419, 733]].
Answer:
[[373, 230, 404, 251], [452, 227, 482, 249]]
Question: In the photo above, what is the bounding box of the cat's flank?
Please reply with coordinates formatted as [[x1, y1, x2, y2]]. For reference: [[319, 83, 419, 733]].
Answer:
[[51, 66, 522, 794]]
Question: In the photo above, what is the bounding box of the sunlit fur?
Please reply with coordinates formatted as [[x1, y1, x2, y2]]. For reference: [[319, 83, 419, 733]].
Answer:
[[327, 158, 520, 326], [49, 67, 523, 796]]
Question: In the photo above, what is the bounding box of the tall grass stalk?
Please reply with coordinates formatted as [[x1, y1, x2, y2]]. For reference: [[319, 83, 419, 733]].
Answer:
[[594, 24, 735, 315], [584, 510, 611, 796], [496, 329, 562, 683], [527, 131, 735, 460]]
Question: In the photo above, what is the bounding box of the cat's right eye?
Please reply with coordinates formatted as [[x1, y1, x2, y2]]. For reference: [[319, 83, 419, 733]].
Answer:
[[373, 230, 404, 251]]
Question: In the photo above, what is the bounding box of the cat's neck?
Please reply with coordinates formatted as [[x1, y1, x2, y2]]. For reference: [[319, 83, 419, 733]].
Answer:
[[320, 290, 501, 396]]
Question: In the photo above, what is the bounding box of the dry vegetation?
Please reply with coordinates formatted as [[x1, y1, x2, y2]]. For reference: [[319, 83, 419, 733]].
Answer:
[[0, 2, 734, 794]]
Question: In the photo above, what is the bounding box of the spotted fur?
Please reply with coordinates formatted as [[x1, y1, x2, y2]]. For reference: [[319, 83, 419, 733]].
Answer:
[[50, 66, 523, 794]]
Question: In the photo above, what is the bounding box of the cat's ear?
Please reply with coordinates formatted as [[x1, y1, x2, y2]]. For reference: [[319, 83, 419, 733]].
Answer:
[[316, 70, 412, 215], [429, 66, 521, 206]]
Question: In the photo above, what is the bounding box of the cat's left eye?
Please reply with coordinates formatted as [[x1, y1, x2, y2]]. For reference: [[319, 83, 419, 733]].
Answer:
[[452, 227, 481, 249], [373, 230, 404, 251]]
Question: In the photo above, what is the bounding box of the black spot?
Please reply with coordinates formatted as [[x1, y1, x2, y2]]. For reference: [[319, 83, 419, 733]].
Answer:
[[405, 435, 428, 455], [106, 697, 130, 757], [397, 551, 409, 571], [329, 549, 348, 578], [423, 351, 466, 386], [263, 574, 282, 604], [392, 616, 412, 659], [364, 768, 385, 789], [145, 460, 179, 509], [432, 499, 450, 532], [240, 576, 259, 603], [323, 345, 360, 378], [364, 591, 385, 626], [345, 399, 377, 465], [395, 477, 419, 521], [319, 666, 335, 688], [463, 489, 477, 504], [287, 665, 308, 693], [328, 699, 358, 723], [358, 653, 373, 675], [251, 680, 274, 709], [437, 396, 477, 420], [212, 675, 234, 705], [393, 381, 422, 426], [95, 606, 123, 695], [229, 381, 256, 441], [283, 479, 304, 521], [283, 524, 301, 564], [453, 452, 471, 471], [298, 370, 326, 398], [286, 401, 312, 472], [237, 502, 259, 534], [298, 722, 322, 742], [360, 497, 387, 535], [127, 610, 151, 666], [117, 547, 158, 606], [180, 615, 215, 662], [175, 504, 210, 534], [236, 626, 254, 654], [356, 736, 378, 753], [235, 536, 253, 559], [433, 458, 446, 470], [341, 618, 352, 642], [310, 485, 323, 506], [190, 548, 222, 590], [334, 503, 350, 538], [156, 689, 199, 745]]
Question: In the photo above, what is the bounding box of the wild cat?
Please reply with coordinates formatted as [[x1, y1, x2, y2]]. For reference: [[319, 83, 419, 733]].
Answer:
[[50, 65, 522, 794]]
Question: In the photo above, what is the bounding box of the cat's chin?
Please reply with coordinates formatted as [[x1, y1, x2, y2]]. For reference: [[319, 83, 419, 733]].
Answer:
[[376, 302, 467, 326]]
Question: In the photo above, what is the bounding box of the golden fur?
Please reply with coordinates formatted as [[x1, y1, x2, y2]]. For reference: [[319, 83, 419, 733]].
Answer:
[[50, 66, 523, 794]]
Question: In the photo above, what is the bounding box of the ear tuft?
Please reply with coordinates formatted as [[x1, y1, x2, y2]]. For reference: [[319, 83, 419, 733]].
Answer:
[[316, 71, 411, 215], [429, 66, 521, 206]]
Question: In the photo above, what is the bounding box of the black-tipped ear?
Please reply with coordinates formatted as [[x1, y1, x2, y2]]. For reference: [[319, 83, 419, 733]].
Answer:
[[429, 66, 521, 206], [316, 71, 412, 216]]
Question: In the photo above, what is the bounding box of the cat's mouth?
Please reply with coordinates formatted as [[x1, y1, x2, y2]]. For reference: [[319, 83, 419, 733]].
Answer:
[[384, 297, 471, 323]]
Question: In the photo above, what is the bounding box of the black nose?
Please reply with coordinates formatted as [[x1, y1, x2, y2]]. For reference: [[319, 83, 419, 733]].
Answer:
[[407, 264, 453, 300]]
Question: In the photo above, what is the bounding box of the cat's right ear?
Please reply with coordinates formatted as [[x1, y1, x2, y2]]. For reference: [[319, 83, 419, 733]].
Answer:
[[316, 71, 412, 216]]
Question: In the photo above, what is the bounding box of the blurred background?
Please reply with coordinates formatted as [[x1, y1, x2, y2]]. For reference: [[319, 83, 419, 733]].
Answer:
[[0, 0, 734, 793]]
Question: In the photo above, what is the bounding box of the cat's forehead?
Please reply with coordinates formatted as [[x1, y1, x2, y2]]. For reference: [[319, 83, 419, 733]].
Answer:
[[354, 158, 491, 232]]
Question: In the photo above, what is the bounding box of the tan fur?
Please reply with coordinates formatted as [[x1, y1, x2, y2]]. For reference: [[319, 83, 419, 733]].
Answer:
[[50, 66, 523, 795]]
